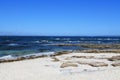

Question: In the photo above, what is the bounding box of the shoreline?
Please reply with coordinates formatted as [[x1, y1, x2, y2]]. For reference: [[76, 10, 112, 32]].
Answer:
[[1, 49, 120, 63], [0, 51, 72, 63], [1, 43, 120, 63]]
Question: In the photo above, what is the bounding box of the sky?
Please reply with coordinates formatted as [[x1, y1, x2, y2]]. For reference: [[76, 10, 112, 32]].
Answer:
[[0, 0, 120, 36]]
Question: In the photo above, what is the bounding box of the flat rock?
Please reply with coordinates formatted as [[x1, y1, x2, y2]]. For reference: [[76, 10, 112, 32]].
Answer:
[[108, 56, 120, 61], [89, 62, 108, 67], [111, 62, 120, 67], [72, 56, 94, 59], [60, 62, 78, 68], [51, 57, 60, 62]]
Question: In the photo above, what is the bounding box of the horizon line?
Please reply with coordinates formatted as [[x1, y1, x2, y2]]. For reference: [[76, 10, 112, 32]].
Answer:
[[0, 35, 120, 37]]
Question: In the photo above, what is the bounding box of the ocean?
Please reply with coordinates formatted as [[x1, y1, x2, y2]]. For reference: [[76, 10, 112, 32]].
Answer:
[[0, 36, 120, 60]]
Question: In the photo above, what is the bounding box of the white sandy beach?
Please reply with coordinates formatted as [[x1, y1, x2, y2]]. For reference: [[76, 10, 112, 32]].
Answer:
[[0, 52, 120, 80]]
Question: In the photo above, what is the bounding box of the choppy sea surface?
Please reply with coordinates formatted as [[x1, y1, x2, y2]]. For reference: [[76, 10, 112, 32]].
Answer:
[[0, 36, 120, 60]]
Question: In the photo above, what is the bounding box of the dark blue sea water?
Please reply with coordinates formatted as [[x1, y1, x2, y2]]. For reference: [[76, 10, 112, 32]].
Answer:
[[0, 36, 120, 59]]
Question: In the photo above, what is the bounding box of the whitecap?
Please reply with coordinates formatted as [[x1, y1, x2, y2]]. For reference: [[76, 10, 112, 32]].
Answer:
[[34, 41, 40, 43], [41, 40, 49, 43], [55, 38, 60, 40], [8, 43, 19, 46]]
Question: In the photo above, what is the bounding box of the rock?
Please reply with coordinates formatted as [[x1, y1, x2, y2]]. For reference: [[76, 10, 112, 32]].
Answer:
[[108, 56, 120, 61], [111, 62, 120, 67], [60, 62, 78, 68], [77, 61, 89, 65], [51, 57, 60, 62], [64, 57, 72, 60], [54, 51, 71, 56], [81, 50, 100, 53], [89, 62, 108, 67], [72, 56, 94, 59]]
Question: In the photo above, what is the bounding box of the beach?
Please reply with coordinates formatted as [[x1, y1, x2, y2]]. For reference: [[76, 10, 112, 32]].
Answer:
[[0, 52, 120, 80], [0, 0, 120, 79]]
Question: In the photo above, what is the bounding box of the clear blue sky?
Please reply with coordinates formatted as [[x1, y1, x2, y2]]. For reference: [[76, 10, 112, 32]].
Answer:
[[0, 0, 120, 36]]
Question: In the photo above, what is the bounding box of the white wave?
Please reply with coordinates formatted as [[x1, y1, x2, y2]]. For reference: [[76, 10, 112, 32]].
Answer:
[[23, 52, 55, 58], [65, 40, 80, 43], [62, 38, 70, 40], [0, 55, 16, 60], [0, 52, 55, 60], [55, 38, 60, 40], [8, 43, 19, 46], [41, 40, 49, 43], [34, 41, 41, 43]]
